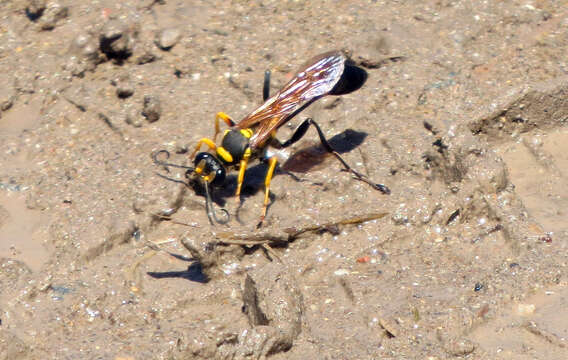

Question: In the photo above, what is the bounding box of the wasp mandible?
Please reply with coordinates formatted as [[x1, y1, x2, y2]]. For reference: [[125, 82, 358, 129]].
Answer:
[[154, 50, 390, 226]]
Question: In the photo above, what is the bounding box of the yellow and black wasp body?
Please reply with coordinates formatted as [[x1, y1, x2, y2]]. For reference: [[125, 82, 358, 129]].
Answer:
[[156, 50, 389, 225]]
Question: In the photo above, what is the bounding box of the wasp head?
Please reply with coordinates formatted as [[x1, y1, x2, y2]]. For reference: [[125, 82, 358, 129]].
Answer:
[[188, 152, 230, 225], [191, 152, 226, 187]]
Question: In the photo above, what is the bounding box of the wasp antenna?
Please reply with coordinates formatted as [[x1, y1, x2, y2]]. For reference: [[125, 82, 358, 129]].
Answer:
[[204, 182, 230, 225], [152, 150, 194, 172]]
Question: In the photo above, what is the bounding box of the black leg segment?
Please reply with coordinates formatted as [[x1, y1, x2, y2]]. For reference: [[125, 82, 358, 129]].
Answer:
[[263, 70, 271, 101], [281, 118, 390, 194]]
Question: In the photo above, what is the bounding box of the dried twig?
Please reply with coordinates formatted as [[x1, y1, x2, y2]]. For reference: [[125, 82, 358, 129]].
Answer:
[[214, 212, 388, 246], [524, 320, 566, 348]]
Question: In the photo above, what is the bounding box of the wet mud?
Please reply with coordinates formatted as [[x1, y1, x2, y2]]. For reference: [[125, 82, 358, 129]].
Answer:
[[0, 1, 567, 359]]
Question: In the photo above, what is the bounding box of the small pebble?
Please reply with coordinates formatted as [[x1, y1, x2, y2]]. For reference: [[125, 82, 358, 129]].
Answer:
[[142, 95, 161, 122], [72, 33, 100, 62], [155, 28, 181, 50], [38, 1, 69, 31], [334, 269, 349, 276], [445, 338, 475, 356], [111, 74, 134, 98], [516, 303, 536, 316], [133, 41, 158, 65], [123, 106, 142, 127]]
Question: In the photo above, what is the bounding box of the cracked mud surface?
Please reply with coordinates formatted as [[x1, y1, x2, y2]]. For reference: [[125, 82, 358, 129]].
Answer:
[[1, 1, 568, 359]]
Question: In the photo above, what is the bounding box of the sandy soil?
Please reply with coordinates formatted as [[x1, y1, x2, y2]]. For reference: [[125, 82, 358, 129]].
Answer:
[[1, 1, 567, 359]]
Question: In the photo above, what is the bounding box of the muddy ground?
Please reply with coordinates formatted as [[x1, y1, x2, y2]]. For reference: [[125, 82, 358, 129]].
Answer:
[[1, 1, 567, 359]]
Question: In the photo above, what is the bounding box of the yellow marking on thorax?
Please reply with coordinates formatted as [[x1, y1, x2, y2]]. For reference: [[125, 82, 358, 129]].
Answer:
[[241, 129, 253, 138], [216, 147, 233, 163]]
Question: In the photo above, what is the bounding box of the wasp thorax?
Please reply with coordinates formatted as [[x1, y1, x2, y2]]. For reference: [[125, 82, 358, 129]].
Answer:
[[217, 129, 252, 165], [193, 152, 226, 186]]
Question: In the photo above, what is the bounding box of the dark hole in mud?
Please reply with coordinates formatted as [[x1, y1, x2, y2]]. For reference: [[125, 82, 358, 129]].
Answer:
[[432, 138, 448, 153], [381, 327, 396, 339], [99, 36, 132, 62], [423, 120, 437, 134], [147, 262, 208, 283], [446, 209, 460, 225], [25, 8, 44, 22]]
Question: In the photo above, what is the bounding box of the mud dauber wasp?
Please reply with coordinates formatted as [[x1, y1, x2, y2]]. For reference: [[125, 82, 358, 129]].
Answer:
[[154, 50, 390, 226]]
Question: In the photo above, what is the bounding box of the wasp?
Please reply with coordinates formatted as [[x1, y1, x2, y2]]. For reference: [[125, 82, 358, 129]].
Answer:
[[154, 50, 390, 226]]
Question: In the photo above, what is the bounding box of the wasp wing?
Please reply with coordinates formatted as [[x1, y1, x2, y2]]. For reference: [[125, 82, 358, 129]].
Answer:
[[236, 51, 347, 150]]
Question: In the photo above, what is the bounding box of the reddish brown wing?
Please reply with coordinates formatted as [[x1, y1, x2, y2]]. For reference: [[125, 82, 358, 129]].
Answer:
[[236, 51, 346, 150]]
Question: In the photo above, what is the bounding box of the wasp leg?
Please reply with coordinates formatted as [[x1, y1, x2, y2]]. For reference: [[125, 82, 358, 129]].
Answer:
[[257, 156, 278, 228], [280, 118, 390, 194], [190, 137, 217, 159], [214, 112, 235, 142], [263, 70, 271, 101], [235, 151, 251, 203]]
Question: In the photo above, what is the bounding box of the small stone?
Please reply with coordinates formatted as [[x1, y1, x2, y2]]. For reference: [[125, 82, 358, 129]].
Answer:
[[65, 33, 104, 77], [111, 74, 134, 98], [142, 95, 161, 122], [71, 33, 100, 62], [334, 269, 350, 276], [0, 77, 16, 112], [123, 106, 142, 127], [391, 211, 409, 225], [378, 317, 401, 338], [516, 303, 536, 316], [155, 28, 181, 50], [445, 338, 475, 356], [132, 41, 158, 65], [38, 1, 69, 31]]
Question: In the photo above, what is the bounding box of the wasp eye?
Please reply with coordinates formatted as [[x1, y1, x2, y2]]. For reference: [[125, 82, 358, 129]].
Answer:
[[211, 167, 226, 187], [194, 152, 211, 167]]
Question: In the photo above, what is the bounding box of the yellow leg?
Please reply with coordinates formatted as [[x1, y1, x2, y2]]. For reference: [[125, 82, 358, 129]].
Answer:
[[214, 112, 234, 141], [235, 158, 249, 197], [190, 138, 216, 159], [259, 157, 278, 224], [234, 150, 251, 209]]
